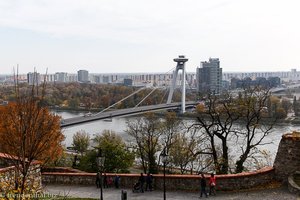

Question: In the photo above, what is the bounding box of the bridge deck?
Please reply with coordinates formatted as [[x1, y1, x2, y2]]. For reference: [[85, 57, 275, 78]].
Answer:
[[60, 102, 196, 128]]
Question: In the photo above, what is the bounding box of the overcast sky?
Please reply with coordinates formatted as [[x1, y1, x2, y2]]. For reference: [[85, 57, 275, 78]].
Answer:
[[0, 0, 300, 74]]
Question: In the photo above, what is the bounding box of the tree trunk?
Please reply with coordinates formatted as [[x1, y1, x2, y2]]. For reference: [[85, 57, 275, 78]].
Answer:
[[209, 136, 221, 174], [235, 148, 250, 173], [220, 138, 229, 174]]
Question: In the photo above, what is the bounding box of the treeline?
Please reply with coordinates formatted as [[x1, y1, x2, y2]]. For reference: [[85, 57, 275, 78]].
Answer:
[[0, 82, 196, 110]]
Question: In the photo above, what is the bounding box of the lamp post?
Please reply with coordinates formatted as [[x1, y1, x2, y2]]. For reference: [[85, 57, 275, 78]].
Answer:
[[160, 150, 168, 200], [96, 148, 105, 200], [72, 155, 80, 168]]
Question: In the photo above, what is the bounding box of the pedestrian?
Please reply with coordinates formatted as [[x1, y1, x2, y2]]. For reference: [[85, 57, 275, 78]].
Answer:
[[114, 175, 120, 189], [209, 173, 216, 196], [145, 173, 153, 191], [96, 172, 101, 188], [103, 173, 108, 188], [138, 173, 145, 193], [200, 173, 208, 198], [107, 176, 113, 187]]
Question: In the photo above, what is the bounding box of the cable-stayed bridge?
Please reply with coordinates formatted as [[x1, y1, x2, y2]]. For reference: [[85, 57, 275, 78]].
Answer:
[[60, 101, 197, 128], [60, 55, 193, 128]]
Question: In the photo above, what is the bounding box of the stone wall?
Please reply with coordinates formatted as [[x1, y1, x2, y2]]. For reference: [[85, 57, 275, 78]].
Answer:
[[42, 132, 300, 192], [0, 162, 42, 194], [274, 132, 300, 183], [42, 167, 275, 191], [288, 171, 300, 195]]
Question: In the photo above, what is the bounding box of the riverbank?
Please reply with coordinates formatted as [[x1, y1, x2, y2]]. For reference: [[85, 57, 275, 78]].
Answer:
[[54, 106, 300, 126]]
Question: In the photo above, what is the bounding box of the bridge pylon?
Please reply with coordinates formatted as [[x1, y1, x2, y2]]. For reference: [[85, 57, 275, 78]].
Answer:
[[167, 55, 188, 113]]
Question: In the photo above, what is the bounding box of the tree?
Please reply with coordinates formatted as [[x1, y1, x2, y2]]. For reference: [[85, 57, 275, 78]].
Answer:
[[126, 113, 162, 174], [234, 86, 275, 173], [72, 130, 90, 156], [68, 98, 79, 109], [281, 98, 291, 115], [195, 92, 240, 174], [92, 130, 134, 173], [160, 111, 182, 152], [293, 96, 300, 116], [169, 129, 212, 174], [195, 86, 276, 174], [0, 80, 64, 196]]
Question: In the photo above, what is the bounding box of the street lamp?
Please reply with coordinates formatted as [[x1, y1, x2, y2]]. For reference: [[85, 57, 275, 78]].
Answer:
[[72, 155, 80, 168], [160, 150, 168, 200], [96, 148, 105, 200]]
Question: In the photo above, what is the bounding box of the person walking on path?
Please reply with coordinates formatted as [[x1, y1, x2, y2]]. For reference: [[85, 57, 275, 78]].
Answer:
[[209, 173, 216, 196], [114, 175, 120, 189], [96, 172, 101, 188], [145, 173, 153, 191], [138, 173, 145, 193], [200, 173, 208, 198], [103, 173, 108, 188]]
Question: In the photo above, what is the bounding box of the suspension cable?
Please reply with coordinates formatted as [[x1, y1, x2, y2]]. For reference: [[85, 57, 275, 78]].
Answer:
[[158, 67, 176, 103], [96, 87, 146, 114], [135, 87, 158, 107]]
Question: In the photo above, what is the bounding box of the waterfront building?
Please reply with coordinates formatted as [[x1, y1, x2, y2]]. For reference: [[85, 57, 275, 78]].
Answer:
[[196, 58, 222, 94]]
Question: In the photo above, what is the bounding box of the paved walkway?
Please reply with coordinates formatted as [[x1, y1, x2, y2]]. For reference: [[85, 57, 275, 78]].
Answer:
[[45, 184, 299, 200]]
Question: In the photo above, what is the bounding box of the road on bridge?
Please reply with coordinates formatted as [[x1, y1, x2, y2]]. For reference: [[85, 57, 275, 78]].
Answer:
[[60, 102, 197, 128]]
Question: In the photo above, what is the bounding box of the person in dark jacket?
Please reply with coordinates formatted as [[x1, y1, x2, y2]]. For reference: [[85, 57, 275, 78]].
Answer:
[[114, 174, 120, 189], [138, 173, 145, 193], [200, 173, 208, 198], [145, 173, 153, 191]]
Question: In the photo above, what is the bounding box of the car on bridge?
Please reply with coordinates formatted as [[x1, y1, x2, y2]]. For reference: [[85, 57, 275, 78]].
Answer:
[[84, 112, 92, 117]]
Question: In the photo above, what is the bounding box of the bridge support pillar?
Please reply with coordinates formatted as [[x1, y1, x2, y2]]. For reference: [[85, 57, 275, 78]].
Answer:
[[167, 55, 188, 114]]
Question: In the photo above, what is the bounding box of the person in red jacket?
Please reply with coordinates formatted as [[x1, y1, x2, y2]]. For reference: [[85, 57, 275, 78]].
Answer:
[[209, 173, 216, 196]]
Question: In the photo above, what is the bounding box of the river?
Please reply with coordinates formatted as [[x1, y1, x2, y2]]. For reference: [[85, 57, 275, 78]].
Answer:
[[57, 110, 300, 162]]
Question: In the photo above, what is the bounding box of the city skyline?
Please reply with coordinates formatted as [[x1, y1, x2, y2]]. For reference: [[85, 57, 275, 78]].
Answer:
[[1, 0, 300, 74]]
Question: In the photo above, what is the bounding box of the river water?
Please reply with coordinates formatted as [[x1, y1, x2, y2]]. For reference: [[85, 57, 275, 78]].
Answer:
[[57, 110, 300, 162]]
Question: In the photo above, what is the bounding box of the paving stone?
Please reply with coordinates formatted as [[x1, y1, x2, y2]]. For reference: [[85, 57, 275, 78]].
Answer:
[[44, 184, 299, 200]]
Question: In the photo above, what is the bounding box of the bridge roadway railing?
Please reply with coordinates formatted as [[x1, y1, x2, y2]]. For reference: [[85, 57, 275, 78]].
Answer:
[[60, 101, 197, 128]]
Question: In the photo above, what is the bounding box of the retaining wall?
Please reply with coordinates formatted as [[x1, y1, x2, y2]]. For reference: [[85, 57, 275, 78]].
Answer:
[[0, 162, 42, 193], [42, 167, 275, 191], [42, 132, 300, 192], [274, 132, 300, 183]]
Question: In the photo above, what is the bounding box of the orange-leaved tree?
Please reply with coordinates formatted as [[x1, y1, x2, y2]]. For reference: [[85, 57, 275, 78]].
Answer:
[[0, 79, 64, 197]]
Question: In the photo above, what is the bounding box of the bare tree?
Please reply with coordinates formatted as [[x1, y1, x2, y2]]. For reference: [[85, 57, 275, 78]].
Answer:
[[169, 127, 212, 174], [195, 92, 240, 174], [235, 86, 275, 173], [195, 86, 275, 174]]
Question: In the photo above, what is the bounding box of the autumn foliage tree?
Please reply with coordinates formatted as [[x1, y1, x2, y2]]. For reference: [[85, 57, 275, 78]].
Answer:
[[0, 80, 64, 196]]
